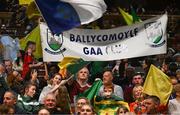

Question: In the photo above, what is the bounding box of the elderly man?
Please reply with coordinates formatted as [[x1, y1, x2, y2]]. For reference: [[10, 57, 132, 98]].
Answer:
[[43, 93, 62, 114], [3, 91, 26, 114], [68, 67, 91, 103], [98, 69, 124, 99]]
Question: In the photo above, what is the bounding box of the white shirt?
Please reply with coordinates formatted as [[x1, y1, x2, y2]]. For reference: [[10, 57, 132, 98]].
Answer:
[[168, 98, 180, 114]]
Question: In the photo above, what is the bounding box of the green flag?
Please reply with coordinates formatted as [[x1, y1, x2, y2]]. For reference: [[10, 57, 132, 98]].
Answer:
[[77, 80, 102, 100], [88, 61, 108, 83]]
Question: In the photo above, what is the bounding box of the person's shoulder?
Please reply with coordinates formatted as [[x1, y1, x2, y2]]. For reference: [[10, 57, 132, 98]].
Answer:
[[113, 84, 122, 88]]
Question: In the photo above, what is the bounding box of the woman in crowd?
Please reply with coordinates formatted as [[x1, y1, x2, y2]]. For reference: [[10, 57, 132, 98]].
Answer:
[[79, 104, 96, 115], [21, 41, 43, 79], [16, 82, 40, 114], [129, 85, 146, 114], [38, 73, 62, 104]]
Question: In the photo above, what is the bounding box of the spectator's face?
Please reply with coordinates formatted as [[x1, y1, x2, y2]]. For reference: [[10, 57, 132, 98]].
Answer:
[[27, 47, 33, 54], [28, 44, 36, 52], [103, 87, 113, 98], [132, 75, 143, 85], [133, 86, 143, 100], [171, 78, 178, 87], [52, 74, 61, 85], [76, 99, 88, 112], [161, 62, 168, 72], [26, 85, 36, 98], [117, 108, 127, 115], [3, 92, 16, 106], [142, 60, 148, 69], [80, 105, 93, 115], [103, 71, 113, 85], [44, 95, 56, 109], [13, 71, 23, 81], [144, 99, 157, 114], [4, 60, 12, 73], [77, 67, 89, 81], [38, 109, 50, 115], [8, 108, 15, 114]]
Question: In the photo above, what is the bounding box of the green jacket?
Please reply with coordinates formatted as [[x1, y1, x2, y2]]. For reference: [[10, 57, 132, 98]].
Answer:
[[16, 95, 41, 114]]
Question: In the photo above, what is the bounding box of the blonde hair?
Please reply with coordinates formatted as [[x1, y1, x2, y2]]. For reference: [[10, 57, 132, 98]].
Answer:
[[132, 85, 143, 99]]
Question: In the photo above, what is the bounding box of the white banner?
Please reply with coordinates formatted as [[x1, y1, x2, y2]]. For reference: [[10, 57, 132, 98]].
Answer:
[[40, 14, 168, 62]]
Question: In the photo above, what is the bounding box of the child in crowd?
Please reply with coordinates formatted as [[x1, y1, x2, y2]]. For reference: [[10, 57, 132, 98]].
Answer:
[[116, 105, 129, 115]]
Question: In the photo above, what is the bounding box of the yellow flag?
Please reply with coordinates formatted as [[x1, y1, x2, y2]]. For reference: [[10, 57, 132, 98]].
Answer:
[[26, 2, 40, 19], [20, 25, 42, 59], [143, 64, 173, 105], [19, 0, 33, 5], [118, 8, 133, 25]]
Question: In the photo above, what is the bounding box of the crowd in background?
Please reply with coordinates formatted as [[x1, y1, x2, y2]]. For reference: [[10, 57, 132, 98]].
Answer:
[[0, 0, 180, 114], [0, 37, 179, 114]]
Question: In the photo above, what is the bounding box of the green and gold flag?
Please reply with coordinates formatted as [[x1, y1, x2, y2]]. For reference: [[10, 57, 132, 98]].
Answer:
[[118, 7, 141, 25], [94, 96, 129, 115], [58, 57, 90, 78]]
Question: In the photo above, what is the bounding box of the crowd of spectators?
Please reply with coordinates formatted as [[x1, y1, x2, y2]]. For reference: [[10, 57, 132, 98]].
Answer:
[[0, 0, 179, 114], [0, 37, 179, 114]]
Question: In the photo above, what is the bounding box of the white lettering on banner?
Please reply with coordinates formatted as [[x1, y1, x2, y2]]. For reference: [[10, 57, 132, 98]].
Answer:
[[69, 28, 138, 43], [40, 14, 168, 62]]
